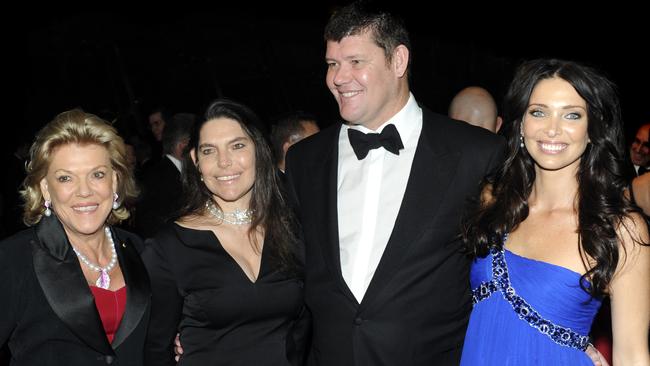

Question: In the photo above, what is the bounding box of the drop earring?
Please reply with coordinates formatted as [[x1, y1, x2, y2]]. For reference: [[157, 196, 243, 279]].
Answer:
[[44, 200, 52, 217], [112, 193, 120, 210]]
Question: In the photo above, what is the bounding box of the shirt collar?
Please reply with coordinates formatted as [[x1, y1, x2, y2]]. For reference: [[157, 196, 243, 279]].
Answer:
[[346, 93, 420, 146], [165, 154, 183, 173]]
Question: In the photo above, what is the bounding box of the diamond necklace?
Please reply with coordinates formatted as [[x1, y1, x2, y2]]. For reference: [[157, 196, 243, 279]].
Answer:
[[205, 200, 254, 225], [71, 227, 117, 289]]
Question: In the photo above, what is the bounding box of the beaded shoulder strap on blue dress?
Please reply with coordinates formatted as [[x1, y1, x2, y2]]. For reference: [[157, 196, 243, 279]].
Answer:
[[471, 234, 590, 351]]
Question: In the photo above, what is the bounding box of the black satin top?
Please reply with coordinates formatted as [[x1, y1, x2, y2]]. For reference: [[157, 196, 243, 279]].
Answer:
[[143, 223, 305, 366], [0, 215, 150, 365]]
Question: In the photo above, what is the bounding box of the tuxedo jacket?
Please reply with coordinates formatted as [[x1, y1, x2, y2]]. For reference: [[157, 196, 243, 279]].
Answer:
[[135, 156, 183, 239], [0, 215, 150, 365], [285, 107, 505, 366]]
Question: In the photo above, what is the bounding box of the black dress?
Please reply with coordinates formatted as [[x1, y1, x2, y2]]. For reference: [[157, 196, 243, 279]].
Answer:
[[142, 223, 306, 366]]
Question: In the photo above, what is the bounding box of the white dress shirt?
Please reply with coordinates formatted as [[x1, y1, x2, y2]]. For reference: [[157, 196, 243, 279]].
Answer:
[[337, 93, 423, 302], [165, 154, 183, 174]]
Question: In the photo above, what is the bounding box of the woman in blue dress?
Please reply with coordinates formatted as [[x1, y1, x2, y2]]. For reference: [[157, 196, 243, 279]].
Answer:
[[461, 59, 649, 365]]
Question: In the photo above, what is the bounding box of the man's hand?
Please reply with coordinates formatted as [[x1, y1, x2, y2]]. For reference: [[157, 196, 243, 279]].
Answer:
[[174, 333, 183, 362], [585, 343, 610, 366]]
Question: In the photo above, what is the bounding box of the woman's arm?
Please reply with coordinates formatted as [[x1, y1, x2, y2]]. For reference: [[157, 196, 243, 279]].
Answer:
[[610, 213, 650, 365]]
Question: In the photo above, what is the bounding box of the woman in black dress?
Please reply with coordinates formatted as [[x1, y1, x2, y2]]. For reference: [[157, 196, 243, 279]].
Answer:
[[143, 99, 307, 366]]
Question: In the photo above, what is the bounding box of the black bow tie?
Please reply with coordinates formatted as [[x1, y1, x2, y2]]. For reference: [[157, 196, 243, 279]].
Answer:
[[347, 124, 404, 160]]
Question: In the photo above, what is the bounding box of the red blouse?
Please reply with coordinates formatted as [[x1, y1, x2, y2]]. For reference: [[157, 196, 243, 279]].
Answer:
[[89, 286, 127, 343]]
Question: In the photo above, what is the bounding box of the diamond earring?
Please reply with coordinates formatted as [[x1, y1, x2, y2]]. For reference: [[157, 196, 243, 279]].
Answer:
[[44, 200, 52, 217], [112, 193, 120, 210]]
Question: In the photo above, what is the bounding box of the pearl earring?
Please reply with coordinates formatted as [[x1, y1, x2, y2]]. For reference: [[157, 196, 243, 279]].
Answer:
[[44, 200, 52, 217], [112, 193, 120, 210]]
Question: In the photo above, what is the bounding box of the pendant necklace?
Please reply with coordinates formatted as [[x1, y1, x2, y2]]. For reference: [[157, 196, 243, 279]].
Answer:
[[71, 227, 117, 289]]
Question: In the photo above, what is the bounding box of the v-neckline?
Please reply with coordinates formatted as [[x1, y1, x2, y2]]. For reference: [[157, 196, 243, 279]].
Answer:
[[174, 223, 266, 284]]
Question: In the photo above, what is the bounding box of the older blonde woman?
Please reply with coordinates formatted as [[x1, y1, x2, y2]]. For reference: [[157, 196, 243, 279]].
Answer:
[[0, 109, 150, 365]]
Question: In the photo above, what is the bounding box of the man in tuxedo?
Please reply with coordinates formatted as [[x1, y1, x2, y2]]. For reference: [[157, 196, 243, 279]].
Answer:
[[630, 123, 650, 176], [284, 3, 505, 365], [135, 113, 195, 238]]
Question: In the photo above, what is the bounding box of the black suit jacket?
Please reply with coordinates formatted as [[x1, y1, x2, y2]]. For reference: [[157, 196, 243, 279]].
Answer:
[[135, 157, 183, 239], [0, 216, 150, 365], [285, 107, 505, 366]]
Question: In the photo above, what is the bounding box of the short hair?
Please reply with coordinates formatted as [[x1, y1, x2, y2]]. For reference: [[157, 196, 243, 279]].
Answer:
[[162, 113, 196, 154], [324, 1, 411, 68], [269, 111, 318, 163], [21, 109, 138, 226], [148, 106, 171, 122]]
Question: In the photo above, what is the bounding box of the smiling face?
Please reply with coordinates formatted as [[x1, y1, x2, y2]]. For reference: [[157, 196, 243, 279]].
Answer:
[[191, 118, 256, 211], [522, 77, 590, 173], [40, 143, 117, 242], [325, 31, 409, 130], [630, 124, 650, 167]]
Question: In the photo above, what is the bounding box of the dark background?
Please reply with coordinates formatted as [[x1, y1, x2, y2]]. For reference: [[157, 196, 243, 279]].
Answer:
[[14, 5, 648, 148], [2, 5, 645, 360]]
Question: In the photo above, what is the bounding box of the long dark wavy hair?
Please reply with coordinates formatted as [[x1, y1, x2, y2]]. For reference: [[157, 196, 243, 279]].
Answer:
[[178, 98, 300, 274], [463, 58, 645, 297]]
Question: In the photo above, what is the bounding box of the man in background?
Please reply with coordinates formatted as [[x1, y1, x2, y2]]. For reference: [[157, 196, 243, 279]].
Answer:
[[448, 86, 502, 133], [270, 111, 320, 174], [630, 123, 650, 176], [135, 113, 195, 238]]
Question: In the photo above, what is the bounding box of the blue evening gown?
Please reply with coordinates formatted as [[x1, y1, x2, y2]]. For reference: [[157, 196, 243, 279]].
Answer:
[[461, 236, 602, 365]]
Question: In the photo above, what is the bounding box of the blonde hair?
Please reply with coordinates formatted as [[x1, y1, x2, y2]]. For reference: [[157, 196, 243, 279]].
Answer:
[[21, 109, 138, 226]]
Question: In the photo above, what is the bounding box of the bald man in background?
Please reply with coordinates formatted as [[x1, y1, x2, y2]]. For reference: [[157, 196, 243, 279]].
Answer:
[[448, 86, 502, 133]]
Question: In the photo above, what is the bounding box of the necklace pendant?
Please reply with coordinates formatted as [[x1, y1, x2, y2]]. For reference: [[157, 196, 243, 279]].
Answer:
[[96, 270, 110, 289]]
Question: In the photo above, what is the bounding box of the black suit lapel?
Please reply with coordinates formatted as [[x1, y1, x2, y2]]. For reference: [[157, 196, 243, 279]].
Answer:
[[361, 113, 460, 309], [163, 156, 182, 184], [110, 229, 150, 350], [309, 125, 358, 304], [32, 216, 114, 355]]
